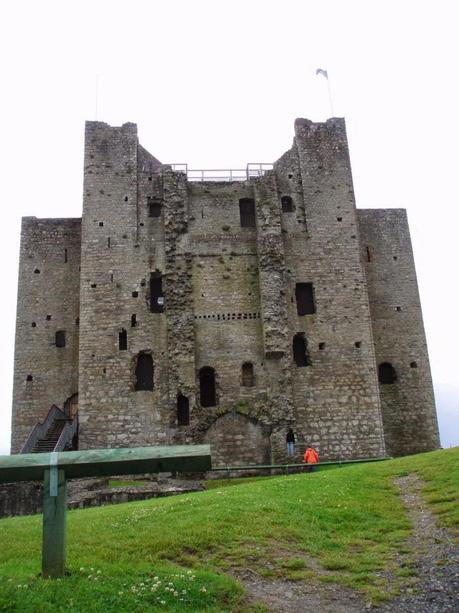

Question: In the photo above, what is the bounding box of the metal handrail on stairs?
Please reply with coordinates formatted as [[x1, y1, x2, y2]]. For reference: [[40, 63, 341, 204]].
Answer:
[[20, 406, 78, 454], [20, 405, 66, 453]]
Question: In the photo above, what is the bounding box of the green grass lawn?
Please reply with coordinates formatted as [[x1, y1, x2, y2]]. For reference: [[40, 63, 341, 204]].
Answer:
[[0, 447, 457, 612]]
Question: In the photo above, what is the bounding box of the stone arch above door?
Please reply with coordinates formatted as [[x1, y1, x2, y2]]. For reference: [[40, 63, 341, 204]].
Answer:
[[204, 412, 271, 467]]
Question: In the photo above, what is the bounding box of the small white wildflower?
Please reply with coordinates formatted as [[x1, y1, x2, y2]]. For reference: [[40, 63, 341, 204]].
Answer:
[[200, 586, 207, 593]]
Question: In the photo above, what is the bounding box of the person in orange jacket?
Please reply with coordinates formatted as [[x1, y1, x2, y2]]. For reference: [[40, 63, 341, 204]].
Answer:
[[303, 446, 319, 472]]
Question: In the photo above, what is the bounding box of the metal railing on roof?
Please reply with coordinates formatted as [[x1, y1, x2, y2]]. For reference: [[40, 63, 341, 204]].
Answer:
[[169, 163, 273, 182]]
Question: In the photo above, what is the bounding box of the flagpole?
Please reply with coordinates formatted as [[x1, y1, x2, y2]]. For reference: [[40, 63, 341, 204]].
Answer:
[[316, 68, 334, 118]]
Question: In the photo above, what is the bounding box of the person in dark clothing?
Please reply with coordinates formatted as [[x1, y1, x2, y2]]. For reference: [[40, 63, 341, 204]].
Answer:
[[286, 428, 295, 457]]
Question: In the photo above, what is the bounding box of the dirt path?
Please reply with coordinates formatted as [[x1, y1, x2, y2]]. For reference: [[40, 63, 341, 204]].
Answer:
[[374, 474, 458, 612], [235, 474, 458, 612]]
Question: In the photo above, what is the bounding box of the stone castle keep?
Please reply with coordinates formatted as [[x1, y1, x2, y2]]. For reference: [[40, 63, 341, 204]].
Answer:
[[11, 117, 440, 465]]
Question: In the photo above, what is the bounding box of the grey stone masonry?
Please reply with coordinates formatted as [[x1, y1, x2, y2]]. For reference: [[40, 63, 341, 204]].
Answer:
[[358, 209, 440, 455], [11, 217, 80, 453], [10, 118, 440, 463]]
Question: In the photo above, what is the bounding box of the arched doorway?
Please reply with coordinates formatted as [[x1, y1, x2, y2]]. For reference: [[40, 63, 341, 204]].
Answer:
[[64, 393, 79, 419]]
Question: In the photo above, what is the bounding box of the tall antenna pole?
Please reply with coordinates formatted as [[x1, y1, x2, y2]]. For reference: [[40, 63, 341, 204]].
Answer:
[[95, 74, 100, 120], [326, 74, 334, 117]]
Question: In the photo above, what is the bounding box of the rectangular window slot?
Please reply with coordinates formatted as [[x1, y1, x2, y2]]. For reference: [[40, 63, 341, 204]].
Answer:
[[119, 329, 127, 350], [295, 282, 316, 315], [239, 198, 256, 227], [148, 197, 162, 217], [150, 272, 164, 313]]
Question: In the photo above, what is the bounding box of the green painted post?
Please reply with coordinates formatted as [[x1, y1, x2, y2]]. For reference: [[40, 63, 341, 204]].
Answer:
[[42, 468, 67, 578], [0, 444, 211, 578]]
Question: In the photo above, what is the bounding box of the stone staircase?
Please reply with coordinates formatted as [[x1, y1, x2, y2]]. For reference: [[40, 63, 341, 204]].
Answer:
[[30, 419, 67, 453]]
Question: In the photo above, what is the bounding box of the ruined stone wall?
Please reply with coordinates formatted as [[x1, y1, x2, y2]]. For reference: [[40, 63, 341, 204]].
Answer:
[[11, 218, 81, 453], [12, 117, 438, 465], [78, 121, 171, 449], [358, 209, 440, 455], [273, 119, 386, 460], [187, 181, 272, 459]]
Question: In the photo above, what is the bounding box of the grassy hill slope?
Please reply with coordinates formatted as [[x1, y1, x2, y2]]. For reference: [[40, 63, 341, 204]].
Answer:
[[0, 448, 457, 612]]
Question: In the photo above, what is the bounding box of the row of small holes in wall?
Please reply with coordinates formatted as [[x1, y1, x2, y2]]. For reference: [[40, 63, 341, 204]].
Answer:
[[194, 312, 261, 320], [31, 318, 79, 327], [318, 342, 362, 350]]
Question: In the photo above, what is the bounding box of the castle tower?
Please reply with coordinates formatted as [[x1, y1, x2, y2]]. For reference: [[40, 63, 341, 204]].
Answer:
[[10, 118, 440, 462]]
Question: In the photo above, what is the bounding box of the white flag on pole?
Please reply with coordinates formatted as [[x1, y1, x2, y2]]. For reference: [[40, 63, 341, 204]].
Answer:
[[316, 68, 328, 79]]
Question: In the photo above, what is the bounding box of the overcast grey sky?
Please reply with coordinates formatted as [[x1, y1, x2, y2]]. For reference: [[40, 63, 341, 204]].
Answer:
[[1, 0, 458, 453]]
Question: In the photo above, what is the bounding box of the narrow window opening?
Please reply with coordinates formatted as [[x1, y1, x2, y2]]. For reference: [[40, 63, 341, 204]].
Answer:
[[366, 246, 371, 262], [281, 196, 294, 212], [199, 366, 216, 407], [293, 333, 311, 367], [55, 330, 66, 348], [318, 342, 325, 350], [131, 314, 137, 327], [378, 362, 397, 384], [135, 352, 154, 390], [132, 291, 139, 298], [75, 317, 79, 326], [239, 198, 256, 228], [91, 283, 97, 288], [46, 315, 51, 321], [393, 255, 398, 260], [410, 361, 418, 368], [396, 306, 402, 312], [124, 196, 128, 202], [31, 322, 36, 328], [295, 282, 316, 315], [148, 197, 162, 217], [355, 341, 361, 348], [26, 374, 33, 382], [337, 217, 343, 222], [148, 176, 152, 181], [98, 221, 104, 227], [34, 269, 40, 274], [107, 237, 111, 248], [177, 394, 190, 426], [64, 248, 68, 263], [150, 271, 164, 313], [288, 173, 293, 179], [241, 362, 255, 387], [293, 332, 311, 367], [119, 329, 127, 350]]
